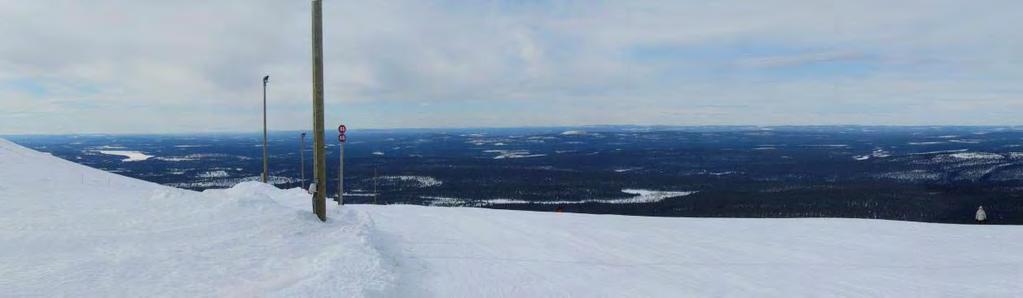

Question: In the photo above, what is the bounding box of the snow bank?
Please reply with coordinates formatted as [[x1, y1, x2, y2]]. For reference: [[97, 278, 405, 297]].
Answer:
[[0, 139, 394, 297]]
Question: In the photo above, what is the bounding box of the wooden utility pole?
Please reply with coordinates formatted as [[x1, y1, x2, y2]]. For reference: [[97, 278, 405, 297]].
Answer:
[[311, 0, 327, 221], [300, 132, 306, 188], [373, 168, 378, 204]]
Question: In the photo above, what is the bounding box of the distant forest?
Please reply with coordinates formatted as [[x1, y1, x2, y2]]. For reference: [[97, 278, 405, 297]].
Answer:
[[9, 126, 1023, 224]]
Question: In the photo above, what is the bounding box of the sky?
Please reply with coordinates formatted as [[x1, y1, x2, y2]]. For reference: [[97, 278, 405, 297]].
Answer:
[[1, 0, 1021, 134]]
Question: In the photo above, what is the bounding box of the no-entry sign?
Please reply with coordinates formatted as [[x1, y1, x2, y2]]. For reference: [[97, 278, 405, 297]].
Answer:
[[341, 124, 349, 144]]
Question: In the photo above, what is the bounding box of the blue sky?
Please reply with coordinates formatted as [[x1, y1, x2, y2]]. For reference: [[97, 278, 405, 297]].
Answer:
[[1, 0, 1021, 134]]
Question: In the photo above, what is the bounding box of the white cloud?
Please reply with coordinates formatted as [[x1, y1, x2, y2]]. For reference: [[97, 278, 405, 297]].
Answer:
[[1, 0, 1021, 133], [735, 50, 867, 68]]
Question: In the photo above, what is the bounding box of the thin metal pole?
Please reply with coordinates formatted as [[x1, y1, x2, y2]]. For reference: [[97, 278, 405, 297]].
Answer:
[[311, 0, 327, 221], [373, 168, 378, 204], [337, 142, 344, 205], [262, 75, 269, 183], [300, 133, 306, 189]]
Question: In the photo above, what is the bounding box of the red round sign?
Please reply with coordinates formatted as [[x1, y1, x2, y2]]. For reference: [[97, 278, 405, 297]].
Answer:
[[338, 135, 347, 143], [338, 124, 347, 135]]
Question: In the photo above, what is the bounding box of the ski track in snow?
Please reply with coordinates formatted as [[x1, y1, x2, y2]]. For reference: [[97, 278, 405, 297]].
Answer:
[[2, 138, 1023, 297]]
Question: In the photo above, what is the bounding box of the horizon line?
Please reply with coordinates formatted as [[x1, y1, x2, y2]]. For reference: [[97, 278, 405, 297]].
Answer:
[[4, 124, 1023, 137]]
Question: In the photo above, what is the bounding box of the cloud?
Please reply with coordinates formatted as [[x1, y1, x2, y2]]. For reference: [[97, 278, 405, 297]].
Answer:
[[1, 0, 1022, 134], [735, 50, 867, 68]]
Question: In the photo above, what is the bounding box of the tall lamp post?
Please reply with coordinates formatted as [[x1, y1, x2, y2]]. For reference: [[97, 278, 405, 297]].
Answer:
[[311, 0, 327, 221], [262, 75, 270, 183]]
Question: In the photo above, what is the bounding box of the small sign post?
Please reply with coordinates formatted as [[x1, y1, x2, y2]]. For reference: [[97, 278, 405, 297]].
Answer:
[[337, 124, 347, 205]]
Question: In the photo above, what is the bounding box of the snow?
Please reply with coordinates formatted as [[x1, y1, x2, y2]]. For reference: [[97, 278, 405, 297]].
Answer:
[[97, 150, 152, 162], [802, 144, 848, 148], [155, 153, 250, 162], [377, 175, 442, 187], [154, 156, 198, 162], [2, 138, 1023, 297], [422, 189, 696, 206], [197, 170, 230, 178], [613, 167, 642, 173], [167, 175, 299, 189], [0, 139, 391, 296], [950, 152, 1004, 160], [484, 149, 547, 159], [949, 139, 983, 144], [365, 205, 1023, 297], [910, 149, 969, 155], [875, 170, 942, 182], [853, 148, 891, 161]]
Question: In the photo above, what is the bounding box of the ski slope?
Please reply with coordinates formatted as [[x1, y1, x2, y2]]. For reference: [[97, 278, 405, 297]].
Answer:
[[1, 138, 1022, 297]]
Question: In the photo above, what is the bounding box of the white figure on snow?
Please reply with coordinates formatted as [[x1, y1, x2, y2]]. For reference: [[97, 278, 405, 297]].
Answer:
[[975, 206, 987, 223]]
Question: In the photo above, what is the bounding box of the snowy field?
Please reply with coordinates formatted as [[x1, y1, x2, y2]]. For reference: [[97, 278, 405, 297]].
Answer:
[[96, 150, 152, 162], [2, 138, 1022, 297]]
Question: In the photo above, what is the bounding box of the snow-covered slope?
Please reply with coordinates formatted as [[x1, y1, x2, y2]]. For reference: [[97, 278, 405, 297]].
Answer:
[[0, 139, 393, 297], [2, 138, 1022, 297], [367, 206, 1023, 297]]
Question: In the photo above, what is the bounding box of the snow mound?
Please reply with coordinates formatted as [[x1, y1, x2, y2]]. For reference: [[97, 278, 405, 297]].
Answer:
[[0, 139, 394, 297]]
